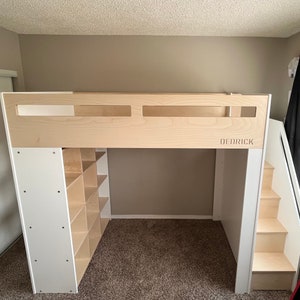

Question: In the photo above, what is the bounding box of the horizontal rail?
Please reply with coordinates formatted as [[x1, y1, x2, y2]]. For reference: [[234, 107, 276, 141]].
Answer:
[[1, 92, 270, 149], [17, 104, 257, 118]]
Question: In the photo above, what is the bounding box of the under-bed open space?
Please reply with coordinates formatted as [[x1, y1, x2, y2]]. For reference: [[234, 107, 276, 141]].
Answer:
[[0, 219, 291, 299]]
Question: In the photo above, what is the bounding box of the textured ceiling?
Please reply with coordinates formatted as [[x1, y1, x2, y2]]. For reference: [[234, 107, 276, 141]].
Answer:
[[0, 0, 300, 37]]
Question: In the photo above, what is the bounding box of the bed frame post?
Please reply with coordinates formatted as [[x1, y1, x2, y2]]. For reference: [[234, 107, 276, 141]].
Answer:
[[213, 149, 225, 221]]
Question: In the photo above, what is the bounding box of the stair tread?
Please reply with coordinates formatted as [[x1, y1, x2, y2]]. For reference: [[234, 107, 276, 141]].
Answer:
[[257, 218, 287, 233], [261, 189, 280, 199], [264, 161, 274, 169], [253, 252, 295, 272]]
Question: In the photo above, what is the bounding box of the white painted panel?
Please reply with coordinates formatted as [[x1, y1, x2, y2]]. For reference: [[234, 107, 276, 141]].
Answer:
[[0, 78, 22, 254], [213, 149, 225, 220], [235, 149, 263, 293], [97, 149, 111, 218], [221, 149, 248, 260], [265, 119, 300, 289], [101, 200, 111, 219], [220, 149, 263, 293], [12, 148, 77, 293], [98, 177, 110, 198]]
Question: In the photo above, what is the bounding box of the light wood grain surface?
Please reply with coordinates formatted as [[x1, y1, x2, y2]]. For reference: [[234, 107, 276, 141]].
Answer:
[[2, 92, 270, 149]]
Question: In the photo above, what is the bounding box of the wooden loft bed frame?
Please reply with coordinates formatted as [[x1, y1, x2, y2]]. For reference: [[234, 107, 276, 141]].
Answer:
[[1, 92, 271, 295], [2, 92, 269, 149]]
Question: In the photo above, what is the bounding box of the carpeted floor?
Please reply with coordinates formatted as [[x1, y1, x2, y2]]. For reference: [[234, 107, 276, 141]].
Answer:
[[0, 219, 291, 299]]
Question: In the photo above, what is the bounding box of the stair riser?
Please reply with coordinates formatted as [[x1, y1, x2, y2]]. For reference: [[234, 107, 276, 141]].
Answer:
[[262, 168, 274, 189], [259, 199, 279, 218], [252, 272, 294, 290], [255, 234, 286, 252]]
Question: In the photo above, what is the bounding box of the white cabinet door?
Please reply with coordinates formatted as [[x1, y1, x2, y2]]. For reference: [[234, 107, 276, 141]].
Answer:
[[0, 72, 22, 254]]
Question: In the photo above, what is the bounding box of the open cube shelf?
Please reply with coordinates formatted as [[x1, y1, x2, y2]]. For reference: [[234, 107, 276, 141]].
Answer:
[[62, 148, 110, 286]]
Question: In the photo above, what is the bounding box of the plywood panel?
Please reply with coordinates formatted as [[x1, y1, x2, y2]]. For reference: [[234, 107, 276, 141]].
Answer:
[[2, 93, 269, 149], [251, 272, 294, 290], [259, 199, 279, 218], [255, 234, 286, 252], [253, 252, 295, 272]]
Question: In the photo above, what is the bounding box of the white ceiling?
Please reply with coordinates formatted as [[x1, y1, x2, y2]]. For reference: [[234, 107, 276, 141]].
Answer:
[[0, 0, 300, 37]]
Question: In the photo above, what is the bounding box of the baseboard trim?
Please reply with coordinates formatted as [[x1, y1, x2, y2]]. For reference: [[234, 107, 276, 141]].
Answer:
[[111, 215, 213, 220]]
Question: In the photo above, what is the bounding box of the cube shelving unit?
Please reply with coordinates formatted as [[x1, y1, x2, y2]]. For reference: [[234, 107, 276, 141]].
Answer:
[[11, 147, 110, 293]]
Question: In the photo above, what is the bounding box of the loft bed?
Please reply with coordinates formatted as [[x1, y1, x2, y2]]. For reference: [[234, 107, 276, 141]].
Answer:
[[2, 92, 268, 148], [1, 92, 270, 294]]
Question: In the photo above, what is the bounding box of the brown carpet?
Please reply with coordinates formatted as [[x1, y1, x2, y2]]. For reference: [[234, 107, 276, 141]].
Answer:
[[0, 219, 291, 299]]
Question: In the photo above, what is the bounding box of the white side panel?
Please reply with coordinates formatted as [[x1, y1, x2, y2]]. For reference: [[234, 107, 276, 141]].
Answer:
[[97, 148, 111, 218], [266, 119, 300, 289], [11, 148, 77, 293], [213, 149, 225, 220], [0, 79, 22, 255], [220, 149, 263, 293], [221, 150, 248, 261], [235, 149, 263, 293]]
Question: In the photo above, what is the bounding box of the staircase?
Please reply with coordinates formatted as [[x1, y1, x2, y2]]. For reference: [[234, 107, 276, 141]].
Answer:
[[252, 162, 296, 290]]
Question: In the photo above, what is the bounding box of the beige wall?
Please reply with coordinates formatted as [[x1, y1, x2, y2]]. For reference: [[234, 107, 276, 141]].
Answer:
[[19, 35, 286, 117], [286, 32, 300, 63], [0, 27, 25, 91], [109, 149, 215, 215], [18, 35, 289, 215]]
